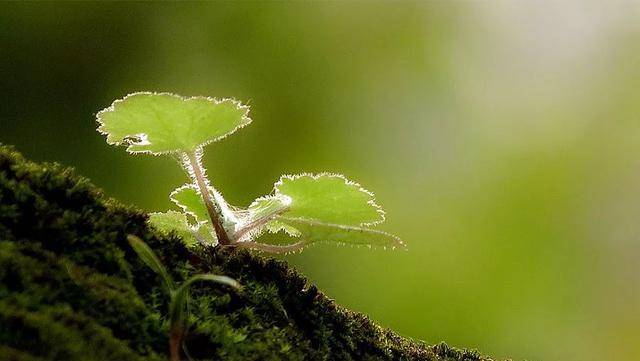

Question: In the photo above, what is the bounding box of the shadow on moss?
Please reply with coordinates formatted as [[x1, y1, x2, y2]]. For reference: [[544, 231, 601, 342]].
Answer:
[[0, 145, 500, 361]]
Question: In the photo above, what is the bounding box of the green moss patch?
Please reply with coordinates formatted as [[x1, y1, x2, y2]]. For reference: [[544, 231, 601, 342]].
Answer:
[[0, 145, 496, 361]]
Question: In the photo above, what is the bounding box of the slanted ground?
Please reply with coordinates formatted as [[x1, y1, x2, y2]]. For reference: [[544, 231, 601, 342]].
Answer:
[[0, 145, 496, 361]]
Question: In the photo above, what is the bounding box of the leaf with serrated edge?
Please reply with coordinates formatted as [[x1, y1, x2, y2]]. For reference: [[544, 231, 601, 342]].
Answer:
[[265, 219, 301, 237], [276, 216, 404, 249], [170, 185, 209, 222], [274, 174, 384, 226], [148, 211, 200, 246], [194, 222, 216, 244], [170, 184, 238, 234], [97, 92, 251, 155], [247, 195, 291, 221]]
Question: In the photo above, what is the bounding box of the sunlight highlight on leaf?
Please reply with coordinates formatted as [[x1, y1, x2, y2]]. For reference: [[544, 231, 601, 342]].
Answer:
[[170, 184, 239, 236]]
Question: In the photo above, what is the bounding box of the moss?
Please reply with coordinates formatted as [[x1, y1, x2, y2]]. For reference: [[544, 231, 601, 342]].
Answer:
[[0, 145, 500, 361]]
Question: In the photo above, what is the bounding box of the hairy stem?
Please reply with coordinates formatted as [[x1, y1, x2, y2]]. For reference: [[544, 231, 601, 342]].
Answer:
[[184, 151, 231, 246], [232, 240, 308, 254], [232, 206, 290, 243]]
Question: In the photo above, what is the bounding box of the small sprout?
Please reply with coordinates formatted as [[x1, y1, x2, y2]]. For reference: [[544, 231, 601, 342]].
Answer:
[[98, 92, 404, 253], [127, 235, 239, 361], [127, 234, 176, 292]]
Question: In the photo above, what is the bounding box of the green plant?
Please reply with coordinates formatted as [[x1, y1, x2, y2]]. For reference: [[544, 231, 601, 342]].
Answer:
[[127, 235, 240, 361], [97, 92, 403, 253]]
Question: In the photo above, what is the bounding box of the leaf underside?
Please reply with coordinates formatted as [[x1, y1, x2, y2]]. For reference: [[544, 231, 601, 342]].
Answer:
[[97, 92, 251, 154], [276, 216, 403, 249]]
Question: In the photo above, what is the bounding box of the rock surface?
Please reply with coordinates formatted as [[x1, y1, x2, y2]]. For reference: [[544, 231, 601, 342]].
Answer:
[[0, 145, 496, 361]]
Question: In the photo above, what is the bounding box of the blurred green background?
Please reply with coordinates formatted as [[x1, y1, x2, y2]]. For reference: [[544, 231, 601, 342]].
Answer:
[[1, 2, 639, 360]]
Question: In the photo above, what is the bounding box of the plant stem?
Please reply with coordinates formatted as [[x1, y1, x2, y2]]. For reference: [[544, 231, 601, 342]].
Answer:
[[232, 206, 290, 242], [169, 324, 183, 361], [232, 240, 307, 254], [184, 151, 231, 246]]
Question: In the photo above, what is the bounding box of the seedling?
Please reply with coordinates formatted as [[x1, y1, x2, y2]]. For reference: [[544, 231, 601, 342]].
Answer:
[[98, 92, 403, 253], [127, 235, 240, 361]]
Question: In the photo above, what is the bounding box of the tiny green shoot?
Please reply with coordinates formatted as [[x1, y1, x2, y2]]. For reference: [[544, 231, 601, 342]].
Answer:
[[127, 235, 240, 361], [98, 93, 403, 253]]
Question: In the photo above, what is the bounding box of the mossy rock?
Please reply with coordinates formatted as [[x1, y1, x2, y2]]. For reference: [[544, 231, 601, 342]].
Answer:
[[0, 145, 498, 361]]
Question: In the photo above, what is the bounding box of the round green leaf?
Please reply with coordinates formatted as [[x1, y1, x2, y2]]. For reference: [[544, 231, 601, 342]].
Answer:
[[97, 92, 251, 154], [274, 174, 385, 226]]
